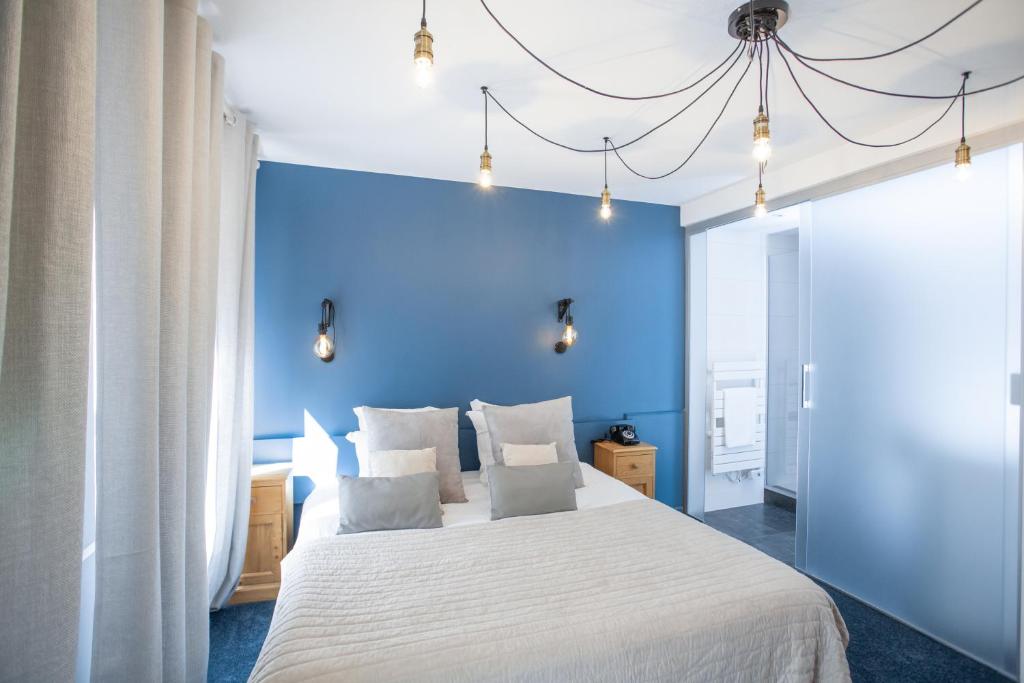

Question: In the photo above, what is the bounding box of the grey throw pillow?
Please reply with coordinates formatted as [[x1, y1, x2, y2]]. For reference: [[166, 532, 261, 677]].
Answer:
[[488, 462, 578, 521], [481, 397, 583, 487], [337, 472, 443, 534], [361, 406, 468, 503]]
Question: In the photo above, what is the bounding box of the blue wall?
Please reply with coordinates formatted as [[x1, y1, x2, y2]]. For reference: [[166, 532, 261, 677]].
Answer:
[[255, 162, 685, 507]]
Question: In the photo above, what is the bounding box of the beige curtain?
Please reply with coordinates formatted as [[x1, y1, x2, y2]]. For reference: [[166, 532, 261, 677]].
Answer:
[[0, 1, 96, 681], [208, 114, 259, 610], [92, 0, 223, 679]]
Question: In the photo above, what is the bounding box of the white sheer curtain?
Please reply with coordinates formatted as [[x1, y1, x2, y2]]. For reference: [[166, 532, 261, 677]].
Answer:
[[0, 1, 96, 680], [208, 113, 259, 610], [91, 0, 223, 679]]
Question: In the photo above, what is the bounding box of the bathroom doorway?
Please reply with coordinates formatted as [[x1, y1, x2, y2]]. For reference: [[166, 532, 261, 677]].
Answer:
[[695, 208, 801, 565]]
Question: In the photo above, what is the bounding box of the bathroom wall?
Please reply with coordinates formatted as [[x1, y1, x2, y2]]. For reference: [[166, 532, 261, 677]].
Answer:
[[765, 231, 799, 493], [704, 227, 766, 511]]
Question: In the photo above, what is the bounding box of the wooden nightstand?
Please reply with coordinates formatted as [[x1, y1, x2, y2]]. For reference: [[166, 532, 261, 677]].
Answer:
[[229, 463, 293, 604], [593, 441, 656, 498]]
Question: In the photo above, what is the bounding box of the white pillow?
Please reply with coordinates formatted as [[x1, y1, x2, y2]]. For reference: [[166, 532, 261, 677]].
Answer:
[[354, 405, 437, 432], [501, 442, 558, 467], [350, 406, 438, 477], [466, 409, 494, 485], [344, 431, 371, 476], [365, 447, 437, 478]]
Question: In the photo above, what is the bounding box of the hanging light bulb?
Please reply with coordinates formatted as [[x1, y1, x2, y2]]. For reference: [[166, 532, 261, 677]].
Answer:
[[600, 187, 612, 220], [599, 137, 612, 220], [478, 87, 493, 188], [955, 138, 971, 180], [479, 148, 493, 187], [954, 72, 971, 180], [413, 1, 434, 88], [753, 162, 768, 218], [752, 106, 771, 163]]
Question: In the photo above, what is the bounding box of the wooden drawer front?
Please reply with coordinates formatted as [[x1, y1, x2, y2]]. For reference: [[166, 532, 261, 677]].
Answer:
[[614, 452, 654, 478], [621, 476, 654, 498], [251, 483, 283, 514]]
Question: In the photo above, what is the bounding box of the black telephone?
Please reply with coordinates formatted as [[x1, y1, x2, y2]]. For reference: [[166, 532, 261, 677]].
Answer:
[[608, 424, 639, 446]]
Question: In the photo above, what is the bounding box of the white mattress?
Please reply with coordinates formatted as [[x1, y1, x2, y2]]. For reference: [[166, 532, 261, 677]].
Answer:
[[296, 462, 647, 544]]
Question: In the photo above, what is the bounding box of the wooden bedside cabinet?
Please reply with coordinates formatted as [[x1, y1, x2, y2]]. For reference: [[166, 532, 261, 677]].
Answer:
[[229, 463, 293, 605], [593, 441, 656, 499]]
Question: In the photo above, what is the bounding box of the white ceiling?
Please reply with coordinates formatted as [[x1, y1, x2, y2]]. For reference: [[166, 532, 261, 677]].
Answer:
[[202, 0, 1024, 206]]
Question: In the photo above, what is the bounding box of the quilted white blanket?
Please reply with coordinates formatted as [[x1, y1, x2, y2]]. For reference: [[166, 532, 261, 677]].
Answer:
[[249, 500, 850, 682]]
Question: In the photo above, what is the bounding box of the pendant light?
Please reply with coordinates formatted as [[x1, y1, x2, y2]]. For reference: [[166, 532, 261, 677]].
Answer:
[[413, 0, 434, 88], [479, 87, 493, 187], [599, 137, 612, 220], [752, 106, 771, 162], [754, 163, 767, 218], [954, 71, 971, 180]]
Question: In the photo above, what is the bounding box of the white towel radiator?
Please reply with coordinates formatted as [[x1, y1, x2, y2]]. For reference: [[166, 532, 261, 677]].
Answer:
[[707, 361, 766, 475]]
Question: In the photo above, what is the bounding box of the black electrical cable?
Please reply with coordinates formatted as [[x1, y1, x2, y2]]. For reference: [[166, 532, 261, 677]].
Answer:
[[483, 42, 747, 154], [774, 39, 965, 148], [610, 56, 755, 179], [603, 137, 609, 186], [782, 0, 986, 62], [478, 0, 744, 101], [774, 33, 1024, 99], [482, 86, 489, 147], [421, 0, 426, 26]]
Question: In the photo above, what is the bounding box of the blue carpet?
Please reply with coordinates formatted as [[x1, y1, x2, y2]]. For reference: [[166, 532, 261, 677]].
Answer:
[[208, 601, 275, 683]]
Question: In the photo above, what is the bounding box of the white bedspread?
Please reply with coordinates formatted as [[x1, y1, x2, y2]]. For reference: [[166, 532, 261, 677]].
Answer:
[[250, 499, 850, 682]]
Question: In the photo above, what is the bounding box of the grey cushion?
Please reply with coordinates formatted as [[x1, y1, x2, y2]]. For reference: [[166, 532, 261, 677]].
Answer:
[[361, 406, 468, 503], [481, 397, 583, 487], [337, 472, 443, 534], [487, 462, 578, 521]]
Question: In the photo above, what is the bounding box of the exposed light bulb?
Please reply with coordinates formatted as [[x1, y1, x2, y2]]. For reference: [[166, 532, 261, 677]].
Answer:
[[752, 108, 771, 162], [413, 21, 434, 88], [414, 60, 433, 88], [600, 186, 612, 220], [313, 332, 335, 361], [954, 138, 971, 181], [561, 317, 578, 347], [478, 147, 493, 188], [754, 183, 767, 218]]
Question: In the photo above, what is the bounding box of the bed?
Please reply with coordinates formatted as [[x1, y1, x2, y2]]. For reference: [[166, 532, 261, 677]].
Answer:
[[249, 465, 850, 682]]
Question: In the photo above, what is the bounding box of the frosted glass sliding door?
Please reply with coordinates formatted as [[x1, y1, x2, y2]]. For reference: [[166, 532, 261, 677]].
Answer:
[[801, 144, 1022, 675]]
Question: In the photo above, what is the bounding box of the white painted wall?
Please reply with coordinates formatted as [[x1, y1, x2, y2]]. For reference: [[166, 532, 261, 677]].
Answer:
[[704, 228, 766, 511], [765, 231, 799, 493]]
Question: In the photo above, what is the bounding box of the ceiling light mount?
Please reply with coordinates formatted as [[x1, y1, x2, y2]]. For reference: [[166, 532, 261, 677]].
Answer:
[[727, 0, 790, 42]]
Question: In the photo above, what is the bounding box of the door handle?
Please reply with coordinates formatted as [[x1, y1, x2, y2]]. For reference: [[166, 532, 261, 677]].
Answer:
[[801, 363, 812, 408]]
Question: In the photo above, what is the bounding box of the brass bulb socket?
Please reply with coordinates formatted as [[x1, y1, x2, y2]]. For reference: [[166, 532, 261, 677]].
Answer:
[[754, 183, 766, 207], [753, 110, 770, 143], [414, 26, 434, 64], [479, 148, 492, 172], [955, 140, 971, 168], [600, 186, 611, 207]]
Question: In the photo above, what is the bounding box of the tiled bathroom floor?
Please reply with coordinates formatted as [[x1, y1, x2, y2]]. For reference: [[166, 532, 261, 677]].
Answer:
[[703, 502, 796, 565]]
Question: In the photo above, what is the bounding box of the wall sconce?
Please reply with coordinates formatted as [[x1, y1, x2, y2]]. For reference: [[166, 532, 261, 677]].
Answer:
[[313, 298, 336, 362], [554, 298, 577, 354]]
